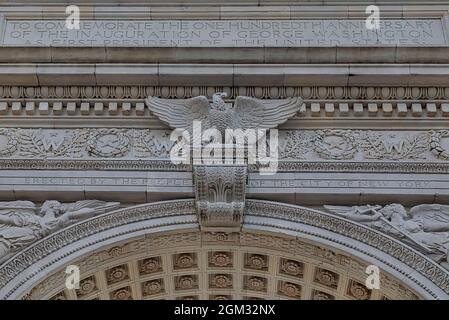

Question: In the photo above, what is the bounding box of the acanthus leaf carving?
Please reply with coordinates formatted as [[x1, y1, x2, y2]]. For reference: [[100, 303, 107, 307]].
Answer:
[[194, 165, 247, 231]]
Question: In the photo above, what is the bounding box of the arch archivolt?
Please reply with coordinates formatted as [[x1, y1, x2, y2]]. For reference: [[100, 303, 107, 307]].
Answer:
[[0, 199, 448, 300]]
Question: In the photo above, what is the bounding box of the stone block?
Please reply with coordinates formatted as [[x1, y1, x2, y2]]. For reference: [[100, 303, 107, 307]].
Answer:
[[52, 102, 63, 115], [122, 102, 132, 115], [80, 102, 90, 115], [426, 103, 437, 117], [412, 103, 423, 117], [11, 102, 22, 115], [353, 103, 364, 116], [338, 103, 349, 116], [397, 103, 408, 117], [0, 102, 7, 115], [25, 101, 35, 115], [94, 102, 104, 115], [67, 102, 77, 115], [38, 102, 49, 115], [108, 102, 118, 115], [382, 103, 393, 116]]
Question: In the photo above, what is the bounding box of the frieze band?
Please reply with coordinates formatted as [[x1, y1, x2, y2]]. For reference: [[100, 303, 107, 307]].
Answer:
[[0, 128, 448, 162]]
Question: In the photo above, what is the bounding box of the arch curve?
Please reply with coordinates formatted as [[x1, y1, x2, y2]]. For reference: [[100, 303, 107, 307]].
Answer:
[[0, 199, 448, 300]]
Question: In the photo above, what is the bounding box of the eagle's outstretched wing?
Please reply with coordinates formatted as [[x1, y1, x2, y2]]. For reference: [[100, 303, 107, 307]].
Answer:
[[145, 96, 210, 131], [232, 97, 304, 130], [409, 204, 449, 223]]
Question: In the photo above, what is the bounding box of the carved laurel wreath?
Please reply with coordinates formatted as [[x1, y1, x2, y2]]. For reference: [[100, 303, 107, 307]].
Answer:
[[314, 129, 357, 160], [430, 130, 449, 160], [0, 128, 18, 156], [19, 129, 88, 158], [87, 129, 130, 158]]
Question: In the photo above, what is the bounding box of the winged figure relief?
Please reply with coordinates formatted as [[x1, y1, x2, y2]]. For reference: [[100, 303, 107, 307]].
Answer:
[[0, 200, 120, 261], [145, 92, 304, 134], [324, 204, 449, 267]]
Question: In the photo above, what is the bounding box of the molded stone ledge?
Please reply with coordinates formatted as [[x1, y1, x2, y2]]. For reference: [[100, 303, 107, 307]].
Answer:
[[36, 64, 96, 85], [95, 64, 159, 85], [0, 170, 194, 203], [1, 169, 449, 206], [150, 6, 219, 19], [4, 63, 449, 86], [0, 3, 447, 19], [2, 47, 449, 65], [220, 6, 290, 19], [158, 64, 234, 86]]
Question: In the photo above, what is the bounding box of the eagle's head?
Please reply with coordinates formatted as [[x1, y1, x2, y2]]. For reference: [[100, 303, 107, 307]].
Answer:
[[212, 92, 227, 111]]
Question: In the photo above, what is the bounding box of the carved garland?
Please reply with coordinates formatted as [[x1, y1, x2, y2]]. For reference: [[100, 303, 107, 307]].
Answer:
[[0, 128, 448, 163]]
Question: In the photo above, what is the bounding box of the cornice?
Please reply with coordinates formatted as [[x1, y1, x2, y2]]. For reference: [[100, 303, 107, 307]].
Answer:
[[0, 3, 448, 19], [3, 64, 449, 87], [2, 83, 449, 129], [2, 47, 449, 64]]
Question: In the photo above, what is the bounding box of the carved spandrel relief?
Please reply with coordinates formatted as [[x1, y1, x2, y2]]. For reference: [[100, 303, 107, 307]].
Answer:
[[0, 200, 119, 262], [324, 204, 449, 268]]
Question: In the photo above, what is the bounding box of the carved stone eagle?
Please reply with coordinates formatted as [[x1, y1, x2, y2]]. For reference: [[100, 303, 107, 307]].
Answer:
[[145, 92, 303, 133]]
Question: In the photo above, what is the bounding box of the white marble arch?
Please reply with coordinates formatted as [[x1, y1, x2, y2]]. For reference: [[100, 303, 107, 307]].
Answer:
[[0, 198, 448, 300]]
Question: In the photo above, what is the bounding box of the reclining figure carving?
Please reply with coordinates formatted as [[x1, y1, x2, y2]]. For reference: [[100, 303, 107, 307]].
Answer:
[[324, 204, 449, 268], [0, 200, 120, 261]]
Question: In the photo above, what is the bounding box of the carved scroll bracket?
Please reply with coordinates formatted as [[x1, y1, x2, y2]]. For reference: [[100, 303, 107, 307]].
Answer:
[[193, 165, 247, 232]]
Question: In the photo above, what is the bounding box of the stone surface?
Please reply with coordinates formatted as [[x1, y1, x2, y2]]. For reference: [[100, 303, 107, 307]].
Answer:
[[2, 0, 449, 301], [3, 19, 446, 47]]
